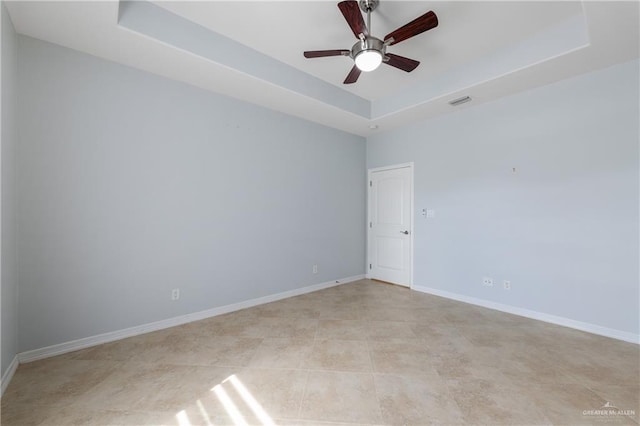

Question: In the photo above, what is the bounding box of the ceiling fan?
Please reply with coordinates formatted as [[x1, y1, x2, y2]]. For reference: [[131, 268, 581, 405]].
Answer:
[[303, 0, 438, 84]]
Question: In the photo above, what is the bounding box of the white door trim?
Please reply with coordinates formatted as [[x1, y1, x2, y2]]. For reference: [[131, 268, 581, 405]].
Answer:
[[366, 162, 414, 287]]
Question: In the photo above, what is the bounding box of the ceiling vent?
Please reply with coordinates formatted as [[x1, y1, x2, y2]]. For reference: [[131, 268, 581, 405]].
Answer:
[[448, 96, 472, 106]]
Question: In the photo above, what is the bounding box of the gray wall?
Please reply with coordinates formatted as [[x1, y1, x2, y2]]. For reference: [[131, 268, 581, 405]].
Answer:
[[1, 2, 18, 377], [7, 21, 638, 356], [17, 36, 366, 352], [368, 59, 639, 336]]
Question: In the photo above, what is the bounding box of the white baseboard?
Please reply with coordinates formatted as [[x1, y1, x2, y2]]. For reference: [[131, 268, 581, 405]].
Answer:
[[1, 355, 19, 397], [412, 284, 639, 345], [18, 275, 365, 364]]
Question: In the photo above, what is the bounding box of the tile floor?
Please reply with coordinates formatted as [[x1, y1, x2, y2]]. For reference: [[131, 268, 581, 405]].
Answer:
[[1, 279, 638, 425]]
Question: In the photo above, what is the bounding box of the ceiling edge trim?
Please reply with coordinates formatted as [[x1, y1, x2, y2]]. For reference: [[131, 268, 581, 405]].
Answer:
[[118, 0, 372, 119]]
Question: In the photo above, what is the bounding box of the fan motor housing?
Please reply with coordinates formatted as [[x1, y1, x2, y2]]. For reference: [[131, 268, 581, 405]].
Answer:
[[350, 36, 386, 60]]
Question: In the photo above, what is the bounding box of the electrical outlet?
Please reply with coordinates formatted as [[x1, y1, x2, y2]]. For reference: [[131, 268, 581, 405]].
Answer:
[[171, 288, 180, 301], [482, 277, 493, 287], [503, 280, 511, 290], [312, 264, 318, 274]]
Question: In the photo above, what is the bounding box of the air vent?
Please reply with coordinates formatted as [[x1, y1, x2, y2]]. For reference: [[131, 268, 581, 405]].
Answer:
[[448, 96, 472, 106]]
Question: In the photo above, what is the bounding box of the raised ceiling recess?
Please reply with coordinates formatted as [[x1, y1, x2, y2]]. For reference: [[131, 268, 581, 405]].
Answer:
[[4, 1, 639, 136]]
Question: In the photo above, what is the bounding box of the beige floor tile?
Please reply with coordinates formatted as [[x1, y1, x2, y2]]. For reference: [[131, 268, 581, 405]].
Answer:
[[37, 407, 179, 426], [249, 337, 314, 368], [369, 339, 437, 376], [366, 320, 419, 340], [423, 333, 477, 359], [169, 368, 306, 423], [0, 403, 55, 426], [587, 384, 640, 424], [200, 313, 267, 337], [440, 305, 491, 326], [62, 336, 142, 362], [299, 371, 382, 424], [497, 348, 579, 384], [3, 279, 638, 426], [132, 327, 184, 346], [360, 306, 418, 322], [445, 376, 552, 425], [457, 323, 531, 349], [587, 338, 640, 365], [252, 299, 322, 319], [199, 315, 319, 339], [274, 419, 376, 426], [100, 410, 183, 426], [404, 306, 447, 322], [232, 368, 307, 419], [70, 363, 233, 412], [303, 339, 372, 372], [524, 383, 638, 425], [408, 322, 462, 340], [370, 350, 437, 377], [559, 355, 640, 388], [430, 350, 507, 381], [154, 381, 272, 425], [258, 317, 319, 339], [318, 305, 364, 320], [368, 338, 428, 352], [2, 358, 116, 407], [174, 319, 228, 339], [374, 373, 464, 425], [130, 334, 263, 367], [173, 402, 258, 426], [316, 319, 369, 340]]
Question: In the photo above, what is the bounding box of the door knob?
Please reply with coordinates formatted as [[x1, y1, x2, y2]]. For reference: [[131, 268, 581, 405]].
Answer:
[[400, 230, 409, 235]]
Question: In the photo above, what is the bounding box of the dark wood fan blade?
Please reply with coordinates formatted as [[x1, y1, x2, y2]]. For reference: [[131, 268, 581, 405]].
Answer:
[[338, 1, 368, 39], [343, 65, 361, 84], [384, 53, 420, 72], [304, 50, 350, 58], [384, 11, 438, 45]]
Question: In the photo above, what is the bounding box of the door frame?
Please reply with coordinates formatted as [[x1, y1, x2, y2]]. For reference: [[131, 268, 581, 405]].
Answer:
[[366, 162, 414, 288]]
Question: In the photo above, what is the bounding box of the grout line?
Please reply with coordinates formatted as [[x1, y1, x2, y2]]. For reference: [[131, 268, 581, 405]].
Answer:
[[297, 312, 317, 421], [296, 369, 311, 420], [365, 338, 385, 424]]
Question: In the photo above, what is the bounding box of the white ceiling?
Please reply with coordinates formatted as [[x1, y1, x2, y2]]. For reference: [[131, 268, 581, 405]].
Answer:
[[155, 1, 581, 100], [5, 1, 640, 136]]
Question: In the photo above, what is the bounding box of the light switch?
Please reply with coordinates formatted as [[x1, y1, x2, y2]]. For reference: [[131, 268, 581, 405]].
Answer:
[[422, 209, 435, 218]]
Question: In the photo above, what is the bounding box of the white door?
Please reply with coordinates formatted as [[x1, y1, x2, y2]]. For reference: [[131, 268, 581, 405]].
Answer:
[[368, 164, 413, 287]]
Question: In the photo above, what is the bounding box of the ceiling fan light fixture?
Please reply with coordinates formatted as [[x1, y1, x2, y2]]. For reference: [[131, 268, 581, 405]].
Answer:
[[355, 50, 382, 72], [304, 1, 439, 84]]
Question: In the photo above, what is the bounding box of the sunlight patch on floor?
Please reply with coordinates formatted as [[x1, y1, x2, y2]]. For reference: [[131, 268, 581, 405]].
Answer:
[[212, 381, 249, 426], [174, 373, 277, 426], [176, 410, 192, 426], [196, 399, 213, 426], [225, 375, 275, 426]]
